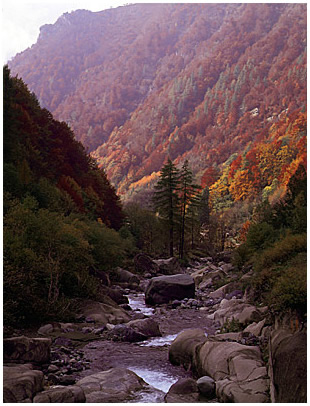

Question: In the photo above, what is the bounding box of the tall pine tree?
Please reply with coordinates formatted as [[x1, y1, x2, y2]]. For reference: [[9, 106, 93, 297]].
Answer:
[[153, 159, 180, 256]]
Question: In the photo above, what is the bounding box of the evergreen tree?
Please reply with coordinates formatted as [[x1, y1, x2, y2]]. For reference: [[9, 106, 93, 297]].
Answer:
[[153, 159, 180, 256], [178, 160, 201, 259]]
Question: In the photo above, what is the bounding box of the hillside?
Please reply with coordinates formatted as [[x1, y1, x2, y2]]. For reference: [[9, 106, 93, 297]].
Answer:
[[9, 3, 307, 200]]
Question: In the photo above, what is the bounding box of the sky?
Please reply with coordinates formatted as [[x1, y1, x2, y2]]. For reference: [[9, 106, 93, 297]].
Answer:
[[1, 0, 129, 63]]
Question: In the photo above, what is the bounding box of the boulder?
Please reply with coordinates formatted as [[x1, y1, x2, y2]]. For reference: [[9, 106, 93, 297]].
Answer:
[[196, 376, 216, 399], [33, 385, 85, 403], [127, 317, 161, 338], [79, 299, 130, 324], [169, 328, 207, 369], [270, 329, 307, 403], [195, 339, 269, 402], [109, 324, 149, 342], [145, 274, 195, 305], [134, 253, 160, 275], [153, 257, 181, 275], [76, 367, 147, 402], [243, 319, 266, 337], [3, 364, 44, 402], [164, 378, 199, 403], [3, 336, 52, 364]]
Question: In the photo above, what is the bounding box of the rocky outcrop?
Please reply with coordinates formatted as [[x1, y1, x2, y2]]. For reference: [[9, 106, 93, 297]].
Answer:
[[75, 367, 147, 402], [270, 329, 307, 403], [3, 336, 52, 364], [33, 385, 85, 403], [153, 257, 182, 275], [169, 329, 269, 403], [145, 274, 195, 305], [3, 364, 45, 402], [164, 378, 200, 403]]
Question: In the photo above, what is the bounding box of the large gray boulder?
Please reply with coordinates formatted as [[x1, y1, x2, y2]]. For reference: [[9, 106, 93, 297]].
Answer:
[[111, 267, 140, 285], [3, 364, 44, 402], [33, 386, 85, 403], [3, 336, 52, 364], [145, 274, 195, 305], [75, 367, 147, 402], [153, 257, 182, 275]]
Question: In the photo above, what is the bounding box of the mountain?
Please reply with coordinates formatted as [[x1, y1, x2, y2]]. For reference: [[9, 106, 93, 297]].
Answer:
[[9, 3, 307, 201]]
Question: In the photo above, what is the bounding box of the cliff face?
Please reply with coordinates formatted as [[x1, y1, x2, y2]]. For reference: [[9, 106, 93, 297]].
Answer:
[[9, 3, 306, 198]]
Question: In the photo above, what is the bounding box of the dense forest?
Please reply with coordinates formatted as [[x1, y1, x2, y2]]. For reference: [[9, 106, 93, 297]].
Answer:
[[9, 3, 306, 201]]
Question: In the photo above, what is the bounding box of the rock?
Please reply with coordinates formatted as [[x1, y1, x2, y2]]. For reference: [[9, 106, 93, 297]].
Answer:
[[47, 365, 59, 373], [109, 324, 148, 342], [54, 337, 72, 347], [106, 323, 115, 330], [145, 274, 195, 305], [196, 376, 216, 399], [209, 298, 266, 326], [103, 286, 129, 304], [164, 378, 199, 403], [33, 385, 85, 403], [127, 317, 161, 338], [111, 267, 140, 285], [134, 253, 160, 275], [80, 299, 130, 324], [58, 375, 77, 386], [4, 336, 52, 364], [76, 367, 147, 402], [243, 319, 266, 337], [270, 329, 306, 403], [169, 328, 207, 369], [153, 257, 182, 275], [3, 364, 44, 402], [209, 284, 229, 299], [195, 339, 269, 402], [220, 263, 234, 273]]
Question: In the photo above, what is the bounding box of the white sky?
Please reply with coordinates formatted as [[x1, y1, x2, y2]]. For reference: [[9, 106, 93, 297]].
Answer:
[[1, 0, 129, 63]]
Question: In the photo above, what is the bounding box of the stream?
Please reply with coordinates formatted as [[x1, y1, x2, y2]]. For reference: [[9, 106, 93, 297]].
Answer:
[[78, 291, 217, 402]]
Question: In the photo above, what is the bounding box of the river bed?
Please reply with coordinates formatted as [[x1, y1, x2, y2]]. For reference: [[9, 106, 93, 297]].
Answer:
[[77, 291, 217, 402]]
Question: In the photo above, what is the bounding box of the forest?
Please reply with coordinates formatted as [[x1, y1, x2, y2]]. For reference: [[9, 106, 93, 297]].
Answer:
[[9, 3, 306, 200], [3, 65, 306, 328]]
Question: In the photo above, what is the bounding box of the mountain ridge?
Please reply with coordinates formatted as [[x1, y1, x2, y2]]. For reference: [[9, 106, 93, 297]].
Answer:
[[9, 3, 307, 201]]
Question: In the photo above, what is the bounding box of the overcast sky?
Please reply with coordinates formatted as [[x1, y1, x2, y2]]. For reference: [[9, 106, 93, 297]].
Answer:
[[1, 0, 129, 63]]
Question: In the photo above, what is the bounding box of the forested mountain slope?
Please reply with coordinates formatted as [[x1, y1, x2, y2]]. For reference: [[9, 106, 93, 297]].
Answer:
[[9, 3, 306, 200]]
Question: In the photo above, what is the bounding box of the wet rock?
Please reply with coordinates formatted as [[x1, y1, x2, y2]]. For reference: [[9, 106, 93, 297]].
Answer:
[[145, 274, 195, 305], [76, 367, 147, 402], [134, 253, 160, 275], [33, 385, 85, 403], [196, 376, 216, 399], [4, 336, 52, 364], [153, 257, 182, 275], [164, 378, 199, 403], [3, 364, 44, 402]]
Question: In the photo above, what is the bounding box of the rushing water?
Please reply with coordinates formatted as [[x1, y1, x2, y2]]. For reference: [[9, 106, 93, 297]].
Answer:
[[127, 293, 154, 316]]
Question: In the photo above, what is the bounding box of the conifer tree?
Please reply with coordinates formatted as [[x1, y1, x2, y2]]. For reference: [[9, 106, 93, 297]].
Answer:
[[178, 160, 201, 259], [153, 158, 180, 256]]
